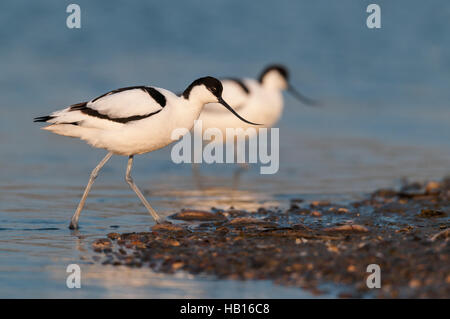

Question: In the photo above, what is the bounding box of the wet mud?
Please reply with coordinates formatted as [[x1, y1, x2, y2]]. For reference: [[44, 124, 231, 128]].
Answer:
[[92, 178, 450, 298]]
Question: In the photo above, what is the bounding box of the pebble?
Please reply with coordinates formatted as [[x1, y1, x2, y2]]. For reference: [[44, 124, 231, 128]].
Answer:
[[92, 238, 112, 250], [418, 209, 446, 218], [170, 210, 227, 221], [152, 223, 186, 232], [107, 232, 121, 240], [172, 262, 184, 271], [226, 217, 278, 228], [310, 201, 331, 207], [425, 181, 441, 194], [311, 211, 322, 217], [347, 265, 356, 272], [323, 224, 369, 233], [409, 279, 421, 288]]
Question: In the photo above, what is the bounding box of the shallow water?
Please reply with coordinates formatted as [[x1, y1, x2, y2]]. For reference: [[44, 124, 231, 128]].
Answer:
[[1, 0, 449, 298]]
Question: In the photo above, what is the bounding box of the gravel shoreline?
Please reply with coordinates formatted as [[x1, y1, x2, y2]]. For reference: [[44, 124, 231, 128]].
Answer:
[[92, 177, 450, 298]]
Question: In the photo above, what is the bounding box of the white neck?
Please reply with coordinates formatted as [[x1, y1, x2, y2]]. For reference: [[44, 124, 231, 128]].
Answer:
[[185, 85, 217, 107], [261, 71, 288, 91]]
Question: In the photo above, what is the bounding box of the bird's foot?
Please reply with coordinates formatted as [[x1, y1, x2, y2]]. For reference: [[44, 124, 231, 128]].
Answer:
[[155, 218, 168, 225], [69, 222, 79, 230]]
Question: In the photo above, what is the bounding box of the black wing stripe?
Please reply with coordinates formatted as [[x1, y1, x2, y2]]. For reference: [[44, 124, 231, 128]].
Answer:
[[69, 102, 162, 123], [68, 102, 88, 111], [34, 115, 54, 122], [222, 78, 250, 94], [33, 115, 79, 126], [91, 86, 166, 107], [144, 87, 166, 107]]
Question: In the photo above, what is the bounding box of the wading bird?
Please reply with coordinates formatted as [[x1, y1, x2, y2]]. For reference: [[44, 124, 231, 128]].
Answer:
[[193, 65, 319, 186], [34, 77, 258, 229]]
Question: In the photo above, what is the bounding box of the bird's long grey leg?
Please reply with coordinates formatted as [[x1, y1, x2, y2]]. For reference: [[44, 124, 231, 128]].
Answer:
[[192, 162, 204, 190], [232, 139, 250, 189], [69, 152, 113, 229], [232, 163, 250, 190], [125, 155, 162, 224]]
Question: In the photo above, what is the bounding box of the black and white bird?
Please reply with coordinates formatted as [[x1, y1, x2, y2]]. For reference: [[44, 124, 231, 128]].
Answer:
[[198, 64, 318, 138], [34, 76, 258, 229]]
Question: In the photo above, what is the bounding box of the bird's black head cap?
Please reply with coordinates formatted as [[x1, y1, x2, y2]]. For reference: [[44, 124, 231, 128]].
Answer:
[[183, 76, 223, 99], [259, 64, 289, 83]]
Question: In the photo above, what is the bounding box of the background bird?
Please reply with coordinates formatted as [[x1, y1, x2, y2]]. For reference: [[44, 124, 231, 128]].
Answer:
[[34, 76, 258, 229], [198, 64, 319, 138], [192, 65, 319, 186]]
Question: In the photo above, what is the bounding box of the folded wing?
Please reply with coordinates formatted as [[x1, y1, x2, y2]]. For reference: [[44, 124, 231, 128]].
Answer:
[[85, 86, 166, 119], [35, 86, 167, 128]]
